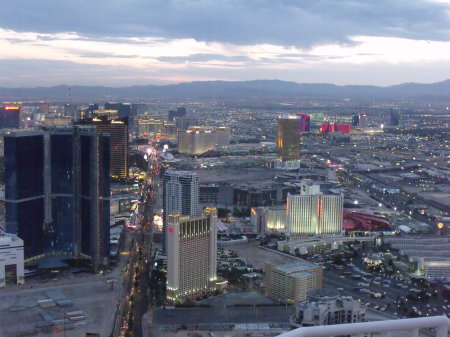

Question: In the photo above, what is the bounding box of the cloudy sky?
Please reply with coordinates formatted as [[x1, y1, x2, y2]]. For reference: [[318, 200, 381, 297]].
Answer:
[[1, 0, 450, 87]]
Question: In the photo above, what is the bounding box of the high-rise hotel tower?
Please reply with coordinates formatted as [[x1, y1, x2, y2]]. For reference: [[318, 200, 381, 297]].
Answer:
[[166, 208, 217, 303], [287, 180, 343, 236]]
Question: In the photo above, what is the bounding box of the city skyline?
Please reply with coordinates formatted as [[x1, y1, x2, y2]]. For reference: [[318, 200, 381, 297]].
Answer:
[[1, 1, 450, 86]]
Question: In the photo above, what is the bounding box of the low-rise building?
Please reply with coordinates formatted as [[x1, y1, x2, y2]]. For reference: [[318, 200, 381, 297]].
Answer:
[[292, 288, 365, 328], [264, 261, 323, 305], [384, 236, 450, 281], [278, 235, 375, 256], [251, 206, 287, 233], [419, 259, 450, 281], [0, 231, 24, 287]]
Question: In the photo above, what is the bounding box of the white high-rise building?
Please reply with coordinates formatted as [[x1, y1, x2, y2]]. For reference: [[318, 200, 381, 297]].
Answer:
[[163, 170, 199, 252], [287, 182, 343, 236], [300, 180, 321, 195], [166, 208, 217, 303]]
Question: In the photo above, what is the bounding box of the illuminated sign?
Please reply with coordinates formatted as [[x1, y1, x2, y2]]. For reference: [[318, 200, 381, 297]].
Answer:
[[4, 106, 19, 110], [168, 227, 174, 233]]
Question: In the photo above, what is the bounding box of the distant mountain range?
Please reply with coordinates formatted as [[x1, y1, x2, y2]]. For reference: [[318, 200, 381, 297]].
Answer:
[[1, 79, 449, 101]]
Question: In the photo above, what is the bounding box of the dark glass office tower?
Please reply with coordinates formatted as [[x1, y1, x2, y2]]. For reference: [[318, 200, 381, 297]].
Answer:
[[78, 127, 110, 266], [0, 106, 21, 129], [168, 107, 187, 121], [5, 132, 45, 258], [48, 132, 75, 254], [104, 102, 131, 118], [390, 108, 401, 126], [5, 126, 110, 270], [352, 113, 360, 127]]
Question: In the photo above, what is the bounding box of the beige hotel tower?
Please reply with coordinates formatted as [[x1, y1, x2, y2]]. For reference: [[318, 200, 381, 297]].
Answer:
[[166, 208, 218, 303]]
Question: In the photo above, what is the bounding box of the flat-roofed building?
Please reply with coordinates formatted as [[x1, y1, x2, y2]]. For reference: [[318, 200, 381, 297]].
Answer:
[[138, 117, 164, 137], [162, 170, 199, 252], [0, 231, 24, 287], [178, 127, 215, 154], [419, 260, 450, 281], [265, 261, 323, 304], [251, 206, 287, 233], [275, 115, 301, 170], [77, 116, 129, 178], [166, 208, 217, 303], [287, 182, 343, 236], [292, 288, 365, 328], [214, 127, 231, 148]]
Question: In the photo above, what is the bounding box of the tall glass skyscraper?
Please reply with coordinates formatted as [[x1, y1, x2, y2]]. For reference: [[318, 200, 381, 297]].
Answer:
[[275, 115, 301, 170], [0, 106, 21, 129], [4, 126, 110, 269], [390, 108, 401, 126], [5, 131, 45, 259], [162, 170, 199, 253]]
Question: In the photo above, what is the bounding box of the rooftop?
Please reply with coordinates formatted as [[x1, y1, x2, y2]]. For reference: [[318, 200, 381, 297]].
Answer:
[[0, 231, 23, 247], [290, 271, 314, 279], [275, 261, 320, 273]]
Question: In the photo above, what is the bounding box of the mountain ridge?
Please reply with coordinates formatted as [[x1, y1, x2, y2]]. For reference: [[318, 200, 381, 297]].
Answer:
[[1, 79, 449, 101]]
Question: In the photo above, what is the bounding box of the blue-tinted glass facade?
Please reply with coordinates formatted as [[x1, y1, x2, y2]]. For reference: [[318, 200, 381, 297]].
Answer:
[[48, 134, 75, 253], [5, 135, 44, 200], [100, 135, 110, 258], [80, 135, 92, 197], [5, 128, 110, 267], [0, 107, 20, 129], [5, 134, 45, 259], [51, 134, 74, 194], [48, 196, 75, 253], [6, 198, 45, 258], [80, 197, 92, 256]]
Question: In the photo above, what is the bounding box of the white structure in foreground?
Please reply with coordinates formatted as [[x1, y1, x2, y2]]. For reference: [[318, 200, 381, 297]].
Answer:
[[293, 288, 365, 328], [0, 231, 24, 287], [279, 315, 450, 337]]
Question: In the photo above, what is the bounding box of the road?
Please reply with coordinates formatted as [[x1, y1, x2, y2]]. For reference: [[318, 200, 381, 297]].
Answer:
[[113, 144, 161, 337]]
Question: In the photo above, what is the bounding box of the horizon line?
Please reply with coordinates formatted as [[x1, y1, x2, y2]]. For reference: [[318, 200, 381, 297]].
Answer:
[[1, 78, 449, 90]]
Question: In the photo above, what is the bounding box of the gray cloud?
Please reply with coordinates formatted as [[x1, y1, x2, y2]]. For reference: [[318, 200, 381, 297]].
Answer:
[[157, 54, 252, 63], [0, 0, 449, 47]]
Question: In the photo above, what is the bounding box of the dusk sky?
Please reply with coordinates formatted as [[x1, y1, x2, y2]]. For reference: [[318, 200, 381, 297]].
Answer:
[[1, 0, 450, 87]]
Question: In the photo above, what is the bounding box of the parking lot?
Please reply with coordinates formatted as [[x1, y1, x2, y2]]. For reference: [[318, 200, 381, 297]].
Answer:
[[225, 241, 450, 319]]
